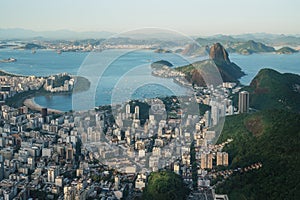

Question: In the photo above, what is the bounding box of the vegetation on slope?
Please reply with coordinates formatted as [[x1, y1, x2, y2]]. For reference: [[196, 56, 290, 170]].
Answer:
[[216, 110, 300, 199], [52, 75, 71, 87], [175, 43, 245, 86], [143, 170, 189, 200], [242, 68, 300, 112], [151, 60, 173, 69]]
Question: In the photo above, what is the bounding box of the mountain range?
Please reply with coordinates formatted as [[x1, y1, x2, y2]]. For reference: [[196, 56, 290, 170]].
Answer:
[[0, 28, 113, 40], [1, 28, 300, 46], [195, 33, 300, 46]]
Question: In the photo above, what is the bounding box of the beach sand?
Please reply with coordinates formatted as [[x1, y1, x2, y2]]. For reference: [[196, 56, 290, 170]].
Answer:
[[24, 98, 63, 114]]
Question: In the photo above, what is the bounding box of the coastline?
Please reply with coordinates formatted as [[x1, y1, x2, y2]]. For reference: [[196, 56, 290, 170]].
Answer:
[[24, 98, 63, 114]]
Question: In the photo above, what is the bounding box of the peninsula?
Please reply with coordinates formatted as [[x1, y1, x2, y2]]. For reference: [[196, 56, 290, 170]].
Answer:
[[0, 70, 90, 111]]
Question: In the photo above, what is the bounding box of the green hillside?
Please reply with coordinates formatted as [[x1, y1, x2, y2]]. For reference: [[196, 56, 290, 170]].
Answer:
[[143, 171, 189, 200], [175, 60, 243, 86], [242, 68, 300, 112], [216, 110, 300, 199]]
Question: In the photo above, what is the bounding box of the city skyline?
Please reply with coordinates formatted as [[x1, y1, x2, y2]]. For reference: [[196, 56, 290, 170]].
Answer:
[[1, 0, 300, 36]]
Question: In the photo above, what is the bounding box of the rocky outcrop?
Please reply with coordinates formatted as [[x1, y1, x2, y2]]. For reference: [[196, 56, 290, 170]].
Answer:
[[176, 43, 245, 86], [209, 43, 230, 63], [209, 43, 245, 83]]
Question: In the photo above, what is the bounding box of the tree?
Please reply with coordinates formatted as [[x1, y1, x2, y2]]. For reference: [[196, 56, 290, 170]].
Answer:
[[143, 171, 189, 200]]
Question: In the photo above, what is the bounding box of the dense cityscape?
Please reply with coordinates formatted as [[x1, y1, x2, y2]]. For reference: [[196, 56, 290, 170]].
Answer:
[[0, 61, 261, 199]]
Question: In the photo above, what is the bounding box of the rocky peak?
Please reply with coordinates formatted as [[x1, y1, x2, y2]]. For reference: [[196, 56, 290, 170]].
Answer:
[[209, 43, 230, 63]]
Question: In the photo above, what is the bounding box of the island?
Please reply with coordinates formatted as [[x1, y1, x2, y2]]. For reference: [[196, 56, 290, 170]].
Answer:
[[276, 46, 298, 54], [230, 40, 275, 55]]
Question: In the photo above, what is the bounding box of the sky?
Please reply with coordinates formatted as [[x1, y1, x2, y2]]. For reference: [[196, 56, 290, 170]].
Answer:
[[0, 0, 299, 36]]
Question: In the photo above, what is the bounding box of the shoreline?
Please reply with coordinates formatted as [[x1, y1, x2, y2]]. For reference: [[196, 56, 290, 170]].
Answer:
[[23, 98, 63, 114]]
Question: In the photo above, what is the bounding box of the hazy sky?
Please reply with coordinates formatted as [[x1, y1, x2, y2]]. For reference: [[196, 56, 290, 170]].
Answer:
[[1, 0, 299, 35]]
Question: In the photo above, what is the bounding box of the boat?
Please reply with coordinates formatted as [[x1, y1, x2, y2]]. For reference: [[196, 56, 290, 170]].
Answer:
[[57, 50, 62, 54], [0, 57, 17, 63], [32, 50, 36, 54]]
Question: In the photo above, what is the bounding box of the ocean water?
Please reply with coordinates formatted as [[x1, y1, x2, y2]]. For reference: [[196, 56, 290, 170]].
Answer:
[[230, 53, 300, 85], [0, 49, 87, 76], [0, 49, 299, 111]]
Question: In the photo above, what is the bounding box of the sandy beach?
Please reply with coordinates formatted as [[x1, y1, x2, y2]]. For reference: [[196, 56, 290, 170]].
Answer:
[[24, 98, 63, 114]]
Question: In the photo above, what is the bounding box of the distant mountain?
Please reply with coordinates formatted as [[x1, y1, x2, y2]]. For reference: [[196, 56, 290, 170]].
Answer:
[[195, 34, 300, 51], [242, 68, 300, 112], [0, 28, 113, 40], [194, 38, 277, 55], [181, 43, 209, 56], [276, 46, 298, 54], [230, 40, 275, 54], [120, 30, 190, 42], [216, 109, 300, 199], [239, 33, 300, 46], [216, 33, 300, 46], [176, 43, 245, 86], [196, 35, 240, 46]]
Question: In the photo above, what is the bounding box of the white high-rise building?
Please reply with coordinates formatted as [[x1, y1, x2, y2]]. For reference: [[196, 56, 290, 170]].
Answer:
[[126, 104, 130, 114], [28, 157, 35, 170], [239, 91, 250, 113], [204, 111, 211, 127], [0, 155, 4, 181], [134, 106, 139, 119], [217, 152, 229, 166], [48, 167, 58, 182], [114, 175, 120, 190], [173, 162, 180, 175], [200, 153, 213, 169]]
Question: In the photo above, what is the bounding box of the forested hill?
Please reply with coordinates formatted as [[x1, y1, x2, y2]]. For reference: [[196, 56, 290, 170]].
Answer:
[[216, 110, 300, 199]]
